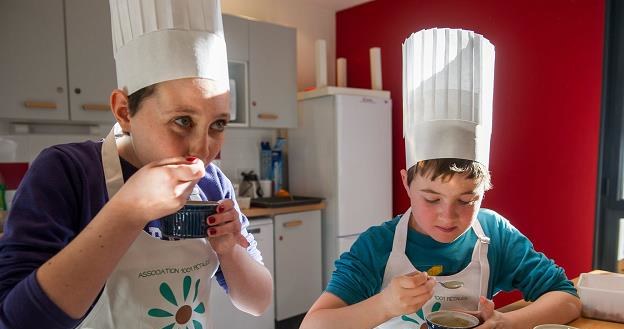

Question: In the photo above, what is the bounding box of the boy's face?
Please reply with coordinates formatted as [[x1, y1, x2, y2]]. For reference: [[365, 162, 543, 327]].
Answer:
[[400, 169, 485, 243]]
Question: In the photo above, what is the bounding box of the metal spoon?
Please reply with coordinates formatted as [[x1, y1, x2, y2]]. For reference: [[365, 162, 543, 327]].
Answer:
[[438, 280, 464, 289]]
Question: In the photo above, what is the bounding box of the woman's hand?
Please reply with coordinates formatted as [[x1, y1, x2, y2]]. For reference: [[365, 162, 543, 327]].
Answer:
[[379, 271, 436, 318], [110, 156, 206, 226], [206, 199, 250, 255], [471, 296, 511, 329]]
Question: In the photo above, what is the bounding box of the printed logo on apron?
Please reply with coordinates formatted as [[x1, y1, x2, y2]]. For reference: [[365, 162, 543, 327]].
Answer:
[[78, 124, 220, 329], [376, 208, 490, 329], [146, 275, 208, 328]]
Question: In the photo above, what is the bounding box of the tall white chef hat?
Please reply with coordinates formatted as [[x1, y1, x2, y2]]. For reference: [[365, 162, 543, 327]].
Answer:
[[402, 28, 495, 169], [109, 0, 229, 95]]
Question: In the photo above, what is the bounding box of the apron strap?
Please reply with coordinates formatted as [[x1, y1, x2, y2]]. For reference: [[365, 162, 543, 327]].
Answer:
[[102, 123, 125, 199], [381, 209, 412, 287], [471, 219, 490, 302]]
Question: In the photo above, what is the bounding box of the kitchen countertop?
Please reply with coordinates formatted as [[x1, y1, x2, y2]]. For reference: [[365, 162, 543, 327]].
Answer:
[[242, 201, 325, 218], [0, 202, 327, 239]]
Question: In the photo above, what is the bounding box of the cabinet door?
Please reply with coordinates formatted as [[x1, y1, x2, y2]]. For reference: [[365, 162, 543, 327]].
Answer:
[[274, 210, 322, 320], [210, 219, 275, 329], [65, 0, 116, 123], [249, 21, 297, 128], [0, 0, 69, 121], [223, 14, 249, 62]]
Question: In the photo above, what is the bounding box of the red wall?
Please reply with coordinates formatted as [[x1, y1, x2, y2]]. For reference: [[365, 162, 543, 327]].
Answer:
[[337, 0, 604, 305]]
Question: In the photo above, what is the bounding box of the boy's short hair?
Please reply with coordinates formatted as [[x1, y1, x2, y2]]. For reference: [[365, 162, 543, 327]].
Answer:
[[407, 158, 492, 190]]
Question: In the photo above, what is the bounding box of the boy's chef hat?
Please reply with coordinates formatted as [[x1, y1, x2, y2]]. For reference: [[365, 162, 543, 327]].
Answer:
[[403, 28, 495, 168], [109, 0, 229, 94]]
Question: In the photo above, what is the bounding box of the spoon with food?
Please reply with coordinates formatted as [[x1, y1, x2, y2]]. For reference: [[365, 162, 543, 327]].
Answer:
[[437, 280, 464, 289], [406, 271, 464, 289]]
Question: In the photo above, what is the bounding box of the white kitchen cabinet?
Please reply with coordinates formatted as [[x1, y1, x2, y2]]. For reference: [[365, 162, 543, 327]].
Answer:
[[274, 210, 322, 321], [210, 218, 275, 329], [0, 0, 115, 123], [65, 0, 116, 123], [0, 0, 69, 121], [249, 20, 297, 128], [223, 14, 249, 62]]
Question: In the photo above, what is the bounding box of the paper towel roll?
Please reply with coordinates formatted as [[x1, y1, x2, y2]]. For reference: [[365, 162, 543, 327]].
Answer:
[[337, 57, 347, 87], [370, 47, 382, 90], [315, 39, 327, 88]]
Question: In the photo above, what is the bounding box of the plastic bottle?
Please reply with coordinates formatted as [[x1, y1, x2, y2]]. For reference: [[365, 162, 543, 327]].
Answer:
[[259, 141, 272, 180], [271, 149, 282, 194]]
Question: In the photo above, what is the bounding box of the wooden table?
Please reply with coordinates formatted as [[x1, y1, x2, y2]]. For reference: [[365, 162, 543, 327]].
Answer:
[[498, 270, 624, 328]]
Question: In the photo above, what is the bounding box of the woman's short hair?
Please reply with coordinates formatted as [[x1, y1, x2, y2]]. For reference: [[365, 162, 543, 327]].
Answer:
[[127, 84, 157, 116]]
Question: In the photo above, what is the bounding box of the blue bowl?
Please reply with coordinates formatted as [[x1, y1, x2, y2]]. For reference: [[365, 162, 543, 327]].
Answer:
[[159, 201, 218, 239], [426, 310, 480, 329]]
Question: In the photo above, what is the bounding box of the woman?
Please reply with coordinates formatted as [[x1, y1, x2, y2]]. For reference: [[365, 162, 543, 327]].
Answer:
[[0, 1, 272, 328]]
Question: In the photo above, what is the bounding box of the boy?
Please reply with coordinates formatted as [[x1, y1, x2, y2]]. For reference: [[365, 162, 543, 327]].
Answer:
[[300, 28, 581, 329]]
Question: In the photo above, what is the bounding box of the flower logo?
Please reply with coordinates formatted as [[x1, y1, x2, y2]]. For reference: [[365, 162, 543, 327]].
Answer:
[[148, 275, 206, 329], [400, 302, 441, 325]]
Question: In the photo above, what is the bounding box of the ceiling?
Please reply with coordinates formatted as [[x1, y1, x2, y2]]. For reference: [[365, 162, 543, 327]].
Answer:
[[298, 0, 374, 12]]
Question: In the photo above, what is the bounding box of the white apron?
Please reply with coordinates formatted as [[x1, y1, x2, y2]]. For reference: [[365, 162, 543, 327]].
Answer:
[[377, 208, 490, 329], [78, 125, 220, 329]]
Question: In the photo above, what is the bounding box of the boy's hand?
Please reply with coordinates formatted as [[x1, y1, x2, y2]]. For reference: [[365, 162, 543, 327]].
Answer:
[[206, 199, 250, 255], [469, 296, 510, 329], [380, 271, 436, 318]]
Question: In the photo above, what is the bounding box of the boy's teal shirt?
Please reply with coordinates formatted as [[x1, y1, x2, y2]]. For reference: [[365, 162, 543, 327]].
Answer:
[[326, 208, 577, 306]]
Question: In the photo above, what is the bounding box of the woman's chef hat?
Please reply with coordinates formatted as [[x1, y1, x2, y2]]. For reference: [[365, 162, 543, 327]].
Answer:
[[109, 0, 229, 95], [403, 28, 495, 169]]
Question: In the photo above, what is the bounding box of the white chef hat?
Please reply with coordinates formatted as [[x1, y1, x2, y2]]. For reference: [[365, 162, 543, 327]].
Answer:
[[109, 0, 229, 95], [402, 28, 495, 169]]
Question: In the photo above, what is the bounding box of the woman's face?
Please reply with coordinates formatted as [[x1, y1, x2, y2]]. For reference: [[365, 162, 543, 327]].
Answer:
[[401, 169, 485, 243], [125, 78, 229, 166]]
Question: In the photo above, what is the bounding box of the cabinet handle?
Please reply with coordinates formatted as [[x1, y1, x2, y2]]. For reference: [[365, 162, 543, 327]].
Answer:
[[248, 228, 261, 234], [24, 101, 57, 109], [283, 220, 302, 228], [257, 113, 279, 120], [82, 104, 110, 111]]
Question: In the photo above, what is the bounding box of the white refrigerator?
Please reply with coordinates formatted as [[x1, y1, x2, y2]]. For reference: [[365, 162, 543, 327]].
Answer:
[[289, 87, 393, 286]]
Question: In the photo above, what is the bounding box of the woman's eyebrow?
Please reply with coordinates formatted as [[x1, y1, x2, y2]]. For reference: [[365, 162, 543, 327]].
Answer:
[[167, 106, 199, 114]]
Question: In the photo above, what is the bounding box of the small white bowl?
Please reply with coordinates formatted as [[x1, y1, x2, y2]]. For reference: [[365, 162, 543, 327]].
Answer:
[[534, 325, 580, 329]]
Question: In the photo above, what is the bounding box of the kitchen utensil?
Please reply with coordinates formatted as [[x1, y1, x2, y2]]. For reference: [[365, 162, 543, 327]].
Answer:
[[239, 170, 261, 198], [438, 280, 464, 289]]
